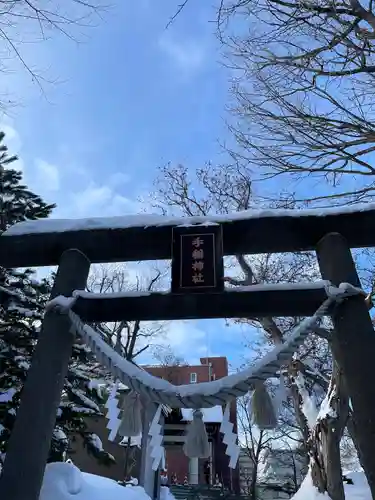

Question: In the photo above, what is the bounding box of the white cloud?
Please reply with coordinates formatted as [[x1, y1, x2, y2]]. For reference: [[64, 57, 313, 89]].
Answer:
[[1, 124, 22, 152], [0, 122, 24, 172], [107, 172, 131, 188], [163, 320, 208, 363], [34, 159, 60, 191], [158, 35, 206, 74], [0, 122, 60, 195], [0, 121, 142, 221], [68, 181, 141, 218]]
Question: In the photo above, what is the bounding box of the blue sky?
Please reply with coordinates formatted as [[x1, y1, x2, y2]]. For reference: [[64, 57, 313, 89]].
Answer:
[[2, 1, 229, 207], [0, 1, 252, 369]]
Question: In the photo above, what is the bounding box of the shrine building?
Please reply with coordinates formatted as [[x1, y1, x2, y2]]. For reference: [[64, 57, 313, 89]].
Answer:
[[70, 356, 239, 491]]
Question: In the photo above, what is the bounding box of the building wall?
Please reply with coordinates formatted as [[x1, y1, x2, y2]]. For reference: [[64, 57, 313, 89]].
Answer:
[[145, 356, 229, 385], [164, 445, 189, 483], [146, 356, 238, 490], [69, 356, 239, 490]]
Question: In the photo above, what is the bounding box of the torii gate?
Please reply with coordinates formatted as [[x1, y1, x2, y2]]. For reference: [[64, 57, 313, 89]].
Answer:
[[1, 206, 375, 500]]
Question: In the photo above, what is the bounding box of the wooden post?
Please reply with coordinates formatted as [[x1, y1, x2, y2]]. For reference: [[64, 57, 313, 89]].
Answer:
[[0, 249, 90, 500], [153, 461, 161, 500], [139, 401, 162, 500], [316, 233, 375, 497]]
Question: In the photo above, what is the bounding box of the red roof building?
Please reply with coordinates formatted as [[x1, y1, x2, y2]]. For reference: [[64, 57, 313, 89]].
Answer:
[[70, 356, 239, 491], [145, 357, 239, 491]]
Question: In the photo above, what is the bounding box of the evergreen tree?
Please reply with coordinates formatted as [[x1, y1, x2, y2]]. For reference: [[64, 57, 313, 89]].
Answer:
[[0, 131, 114, 469]]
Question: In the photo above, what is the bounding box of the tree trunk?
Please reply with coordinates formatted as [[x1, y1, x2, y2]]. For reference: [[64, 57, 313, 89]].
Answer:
[[124, 437, 132, 481], [249, 463, 258, 500], [310, 420, 345, 500], [346, 416, 365, 469], [309, 360, 348, 500], [330, 339, 365, 472], [321, 424, 344, 500], [291, 358, 347, 500]]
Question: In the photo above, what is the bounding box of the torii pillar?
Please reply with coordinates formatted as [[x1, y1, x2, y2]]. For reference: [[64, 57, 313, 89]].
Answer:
[[316, 233, 375, 498], [0, 249, 90, 500], [139, 401, 162, 500]]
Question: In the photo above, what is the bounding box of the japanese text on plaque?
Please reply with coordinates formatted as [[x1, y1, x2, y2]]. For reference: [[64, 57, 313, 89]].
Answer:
[[179, 233, 216, 289]]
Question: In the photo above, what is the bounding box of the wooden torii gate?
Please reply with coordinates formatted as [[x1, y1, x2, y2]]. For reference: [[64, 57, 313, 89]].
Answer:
[[1, 207, 375, 499]]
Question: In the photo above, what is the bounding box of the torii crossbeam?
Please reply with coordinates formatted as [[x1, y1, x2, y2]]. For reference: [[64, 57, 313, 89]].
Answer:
[[1, 204, 375, 267]]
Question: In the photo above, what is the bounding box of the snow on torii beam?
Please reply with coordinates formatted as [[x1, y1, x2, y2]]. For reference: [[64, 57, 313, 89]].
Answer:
[[72, 282, 330, 322], [1, 204, 375, 268]]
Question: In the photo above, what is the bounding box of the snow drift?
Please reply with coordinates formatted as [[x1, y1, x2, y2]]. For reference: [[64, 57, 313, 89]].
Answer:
[[291, 470, 370, 500], [38, 461, 370, 500], [39, 461, 150, 500]]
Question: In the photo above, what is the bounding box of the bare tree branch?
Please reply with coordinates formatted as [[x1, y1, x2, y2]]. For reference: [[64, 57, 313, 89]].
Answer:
[[216, 0, 375, 205], [0, 0, 107, 106], [87, 263, 167, 361], [166, 0, 190, 29]]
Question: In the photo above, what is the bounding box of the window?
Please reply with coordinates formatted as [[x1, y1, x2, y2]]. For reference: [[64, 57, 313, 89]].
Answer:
[[190, 372, 197, 383]]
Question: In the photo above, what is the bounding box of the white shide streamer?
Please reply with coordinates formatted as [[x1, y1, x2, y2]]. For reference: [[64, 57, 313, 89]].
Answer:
[[105, 381, 121, 442], [149, 405, 164, 471], [220, 404, 240, 469]]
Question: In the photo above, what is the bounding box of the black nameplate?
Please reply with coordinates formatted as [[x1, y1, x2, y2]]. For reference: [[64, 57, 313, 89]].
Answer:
[[171, 225, 224, 294]]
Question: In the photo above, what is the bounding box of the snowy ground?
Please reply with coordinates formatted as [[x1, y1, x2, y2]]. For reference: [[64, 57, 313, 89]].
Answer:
[[39, 462, 150, 500], [292, 471, 370, 500], [38, 462, 370, 500]]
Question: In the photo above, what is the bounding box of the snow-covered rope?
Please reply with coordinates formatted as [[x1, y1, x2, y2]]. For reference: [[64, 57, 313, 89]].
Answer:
[[58, 282, 363, 409]]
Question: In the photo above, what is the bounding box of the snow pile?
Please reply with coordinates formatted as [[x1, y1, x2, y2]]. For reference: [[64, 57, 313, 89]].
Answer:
[[344, 472, 371, 500], [293, 373, 318, 430], [39, 462, 150, 500], [125, 477, 139, 486], [291, 471, 370, 500], [38, 461, 370, 500], [291, 472, 331, 500], [160, 486, 177, 500]]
